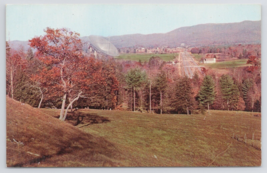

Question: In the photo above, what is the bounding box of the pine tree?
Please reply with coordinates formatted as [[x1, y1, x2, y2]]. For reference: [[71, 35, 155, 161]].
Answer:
[[172, 77, 194, 115], [230, 83, 240, 110], [242, 79, 253, 111], [253, 98, 261, 112], [198, 75, 215, 111], [13, 70, 41, 107], [125, 68, 147, 111], [219, 75, 240, 111], [219, 75, 233, 110]]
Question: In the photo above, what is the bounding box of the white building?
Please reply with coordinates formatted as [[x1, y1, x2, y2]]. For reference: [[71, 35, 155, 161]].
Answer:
[[203, 58, 216, 64]]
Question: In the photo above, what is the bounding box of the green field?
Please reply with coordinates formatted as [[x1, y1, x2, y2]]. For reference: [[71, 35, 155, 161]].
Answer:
[[204, 59, 248, 69], [116, 53, 177, 62], [75, 109, 261, 166], [192, 54, 202, 62]]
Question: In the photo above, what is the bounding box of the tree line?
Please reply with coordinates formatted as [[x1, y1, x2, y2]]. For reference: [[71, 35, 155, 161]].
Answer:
[[6, 28, 261, 122]]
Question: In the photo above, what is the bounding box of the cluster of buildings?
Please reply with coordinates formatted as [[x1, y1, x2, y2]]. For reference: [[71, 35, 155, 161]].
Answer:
[[134, 47, 183, 54]]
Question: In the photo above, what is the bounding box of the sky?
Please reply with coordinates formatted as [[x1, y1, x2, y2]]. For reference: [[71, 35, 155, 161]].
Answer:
[[6, 4, 261, 41]]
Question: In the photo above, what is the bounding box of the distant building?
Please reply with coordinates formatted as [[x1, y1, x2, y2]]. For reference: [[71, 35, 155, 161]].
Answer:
[[203, 58, 216, 64]]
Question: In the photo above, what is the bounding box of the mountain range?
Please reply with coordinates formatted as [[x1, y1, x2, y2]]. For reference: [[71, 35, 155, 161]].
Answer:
[[9, 20, 261, 51]]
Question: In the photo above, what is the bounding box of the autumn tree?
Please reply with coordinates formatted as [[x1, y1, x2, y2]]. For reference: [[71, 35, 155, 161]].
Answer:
[[246, 56, 260, 73], [6, 48, 26, 99], [26, 48, 34, 61], [29, 28, 104, 121]]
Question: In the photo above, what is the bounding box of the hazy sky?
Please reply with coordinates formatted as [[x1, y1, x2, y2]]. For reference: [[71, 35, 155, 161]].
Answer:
[[6, 4, 261, 41]]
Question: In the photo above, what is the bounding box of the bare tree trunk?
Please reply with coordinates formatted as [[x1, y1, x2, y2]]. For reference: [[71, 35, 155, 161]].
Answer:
[[208, 103, 209, 111], [134, 87, 135, 111], [38, 88, 43, 109], [187, 107, 189, 115], [149, 81, 151, 113], [59, 94, 67, 120], [160, 91, 162, 114], [62, 92, 82, 121], [10, 68, 13, 99], [59, 60, 67, 120], [68, 98, 73, 112]]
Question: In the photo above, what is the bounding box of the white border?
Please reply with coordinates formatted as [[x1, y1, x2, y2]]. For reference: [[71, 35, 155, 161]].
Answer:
[[1, 0, 266, 173]]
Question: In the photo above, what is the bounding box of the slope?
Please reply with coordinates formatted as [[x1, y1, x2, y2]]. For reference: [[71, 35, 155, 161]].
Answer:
[[6, 96, 124, 167]]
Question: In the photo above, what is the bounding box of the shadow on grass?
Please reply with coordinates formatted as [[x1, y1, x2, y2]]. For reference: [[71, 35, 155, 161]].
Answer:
[[54, 110, 111, 127], [12, 155, 52, 167]]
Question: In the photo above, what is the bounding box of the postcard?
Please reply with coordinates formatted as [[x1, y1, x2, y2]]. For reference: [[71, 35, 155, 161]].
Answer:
[[6, 4, 261, 167]]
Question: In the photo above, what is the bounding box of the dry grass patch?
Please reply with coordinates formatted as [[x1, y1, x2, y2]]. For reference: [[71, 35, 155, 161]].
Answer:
[[6, 97, 125, 167]]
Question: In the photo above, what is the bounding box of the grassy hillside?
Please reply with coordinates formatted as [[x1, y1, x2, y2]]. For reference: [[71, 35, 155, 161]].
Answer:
[[6, 97, 124, 167], [75, 109, 261, 166], [7, 97, 261, 167], [116, 53, 176, 62]]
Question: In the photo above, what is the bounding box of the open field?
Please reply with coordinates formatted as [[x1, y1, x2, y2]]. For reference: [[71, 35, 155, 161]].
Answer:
[[203, 59, 248, 69], [76, 109, 261, 166], [7, 97, 261, 167], [192, 54, 202, 62], [116, 53, 176, 62]]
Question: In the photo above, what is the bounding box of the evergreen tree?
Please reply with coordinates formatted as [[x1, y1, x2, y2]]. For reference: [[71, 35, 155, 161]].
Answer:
[[198, 75, 215, 111], [13, 70, 41, 107], [253, 98, 261, 112], [220, 75, 233, 110], [219, 75, 240, 110], [125, 68, 147, 111], [172, 77, 194, 115], [242, 79, 253, 111], [230, 83, 240, 110], [155, 71, 168, 114]]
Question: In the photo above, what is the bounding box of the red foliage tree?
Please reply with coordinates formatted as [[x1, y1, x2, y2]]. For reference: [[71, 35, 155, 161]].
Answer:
[[6, 48, 26, 99], [246, 56, 260, 73], [29, 28, 105, 121]]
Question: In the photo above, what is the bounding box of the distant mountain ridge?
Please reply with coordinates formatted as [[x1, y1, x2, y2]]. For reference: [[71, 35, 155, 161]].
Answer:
[[9, 20, 261, 51], [107, 20, 261, 48]]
